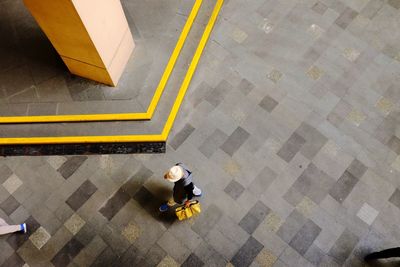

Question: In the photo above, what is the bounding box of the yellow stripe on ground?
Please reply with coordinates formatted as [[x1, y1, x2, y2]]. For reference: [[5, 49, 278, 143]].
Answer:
[[0, 0, 223, 145], [0, 0, 202, 124], [162, 0, 224, 139]]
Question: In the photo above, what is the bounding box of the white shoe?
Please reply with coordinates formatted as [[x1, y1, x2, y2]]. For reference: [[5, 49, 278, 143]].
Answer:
[[193, 186, 202, 197]]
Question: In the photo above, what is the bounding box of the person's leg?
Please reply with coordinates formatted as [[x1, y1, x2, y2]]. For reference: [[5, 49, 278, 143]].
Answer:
[[0, 225, 22, 235], [160, 197, 179, 212], [365, 247, 400, 260], [193, 185, 202, 196], [0, 218, 8, 226], [167, 198, 177, 207]]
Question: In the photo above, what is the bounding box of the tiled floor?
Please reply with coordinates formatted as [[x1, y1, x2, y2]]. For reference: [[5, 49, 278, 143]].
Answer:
[[1, 0, 400, 266]]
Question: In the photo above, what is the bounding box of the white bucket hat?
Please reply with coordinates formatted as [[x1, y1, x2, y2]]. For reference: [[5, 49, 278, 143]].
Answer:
[[164, 166, 184, 182]]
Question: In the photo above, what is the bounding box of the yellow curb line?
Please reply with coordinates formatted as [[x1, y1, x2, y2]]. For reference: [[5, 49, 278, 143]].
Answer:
[[0, 0, 202, 124], [0, 0, 223, 145]]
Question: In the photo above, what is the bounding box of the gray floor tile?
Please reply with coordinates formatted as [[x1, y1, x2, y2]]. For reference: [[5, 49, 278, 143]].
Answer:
[[58, 156, 88, 179], [346, 159, 367, 179], [191, 204, 223, 238], [231, 236, 264, 267], [224, 179, 245, 200], [289, 219, 322, 255], [259, 95, 278, 113], [239, 201, 270, 234], [328, 229, 359, 264], [220, 127, 250, 156], [389, 189, 400, 210], [329, 171, 359, 203], [169, 123, 196, 151], [277, 133, 306, 163], [66, 180, 97, 211]]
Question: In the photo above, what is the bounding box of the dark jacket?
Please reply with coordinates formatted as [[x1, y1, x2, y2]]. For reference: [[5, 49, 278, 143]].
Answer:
[[173, 163, 194, 204]]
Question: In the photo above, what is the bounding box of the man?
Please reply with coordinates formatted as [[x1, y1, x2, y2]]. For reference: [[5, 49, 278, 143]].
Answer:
[[159, 163, 202, 212]]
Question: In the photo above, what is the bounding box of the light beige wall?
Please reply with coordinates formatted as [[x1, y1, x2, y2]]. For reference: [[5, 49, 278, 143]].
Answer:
[[23, 0, 134, 86]]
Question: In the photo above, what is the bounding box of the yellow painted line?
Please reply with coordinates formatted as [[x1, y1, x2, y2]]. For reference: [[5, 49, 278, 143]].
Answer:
[[0, 0, 223, 145], [0, 0, 202, 124], [162, 0, 224, 138]]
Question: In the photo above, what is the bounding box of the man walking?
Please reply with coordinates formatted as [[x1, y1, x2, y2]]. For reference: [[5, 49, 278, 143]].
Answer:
[[159, 163, 202, 212]]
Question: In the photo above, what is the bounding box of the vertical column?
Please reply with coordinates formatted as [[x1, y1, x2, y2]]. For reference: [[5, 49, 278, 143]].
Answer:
[[23, 0, 134, 86]]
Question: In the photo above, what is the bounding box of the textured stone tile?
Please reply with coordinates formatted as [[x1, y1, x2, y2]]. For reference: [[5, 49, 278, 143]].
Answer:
[[335, 7, 358, 29], [157, 231, 191, 264], [90, 247, 118, 267], [58, 156, 87, 179], [296, 122, 328, 160], [137, 244, 167, 266], [375, 97, 393, 115], [64, 214, 86, 235], [347, 109, 366, 126], [51, 238, 84, 267], [122, 221, 141, 244], [289, 219, 321, 255], [224, 179, 245, 200], [231, 236, 264, 267], [99, 187, 131, 220], [2, 174, 22, 195], [169, 123, 195, 150], [191, 204, 223, 238], [387, 136, 400, 154], [66, 180, 97, 211], [231, 27, 248, 43], [198, 129, 228, 158], [157, 255, 179, 267], [1, 253, 25, 267], [278, 246, 313, 267], [356, 203, 379, 225], [205, 80, 232, 107], [72, 235, 106, 267], [307, 24, 325, 39], [277, 133, 306, 163], [328, 229, 359, 264], [248, 166, 277, 197], [47, 156, 67, 170], [304, 244, 325, 266], [259, 95, 278, 112], [296, 197, 317, 218], [329, 171, 358, 203], [342, 48, 361, 62], [346, 159, 367, 179], [29, 226, 51, 250], [292, 164, 335, 204], [239, 201, 270, 234], [0, 164, 13, 184], [181, 253, 204, 267], [277, 210, 307, 243], [255, 248, 277, 267], [388, 0, 400, 9], [263, 212, 283, 233], [193, 241, 227, 266], [312, 2, 328, 15], [389, 188, 400, 210], [237, 79, 254, 96], [0, 195, 19, 216], [267, 70, 283, 84], [307, 65, 324, 80], [220, 127, 250, 156]]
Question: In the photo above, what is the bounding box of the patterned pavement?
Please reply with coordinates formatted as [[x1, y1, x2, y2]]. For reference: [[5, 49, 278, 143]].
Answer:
[[1, 0, 400, 266]]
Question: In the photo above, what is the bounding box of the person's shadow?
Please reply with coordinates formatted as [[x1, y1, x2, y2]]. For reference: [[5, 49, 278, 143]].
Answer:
[[364, 248, 400, 267]]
